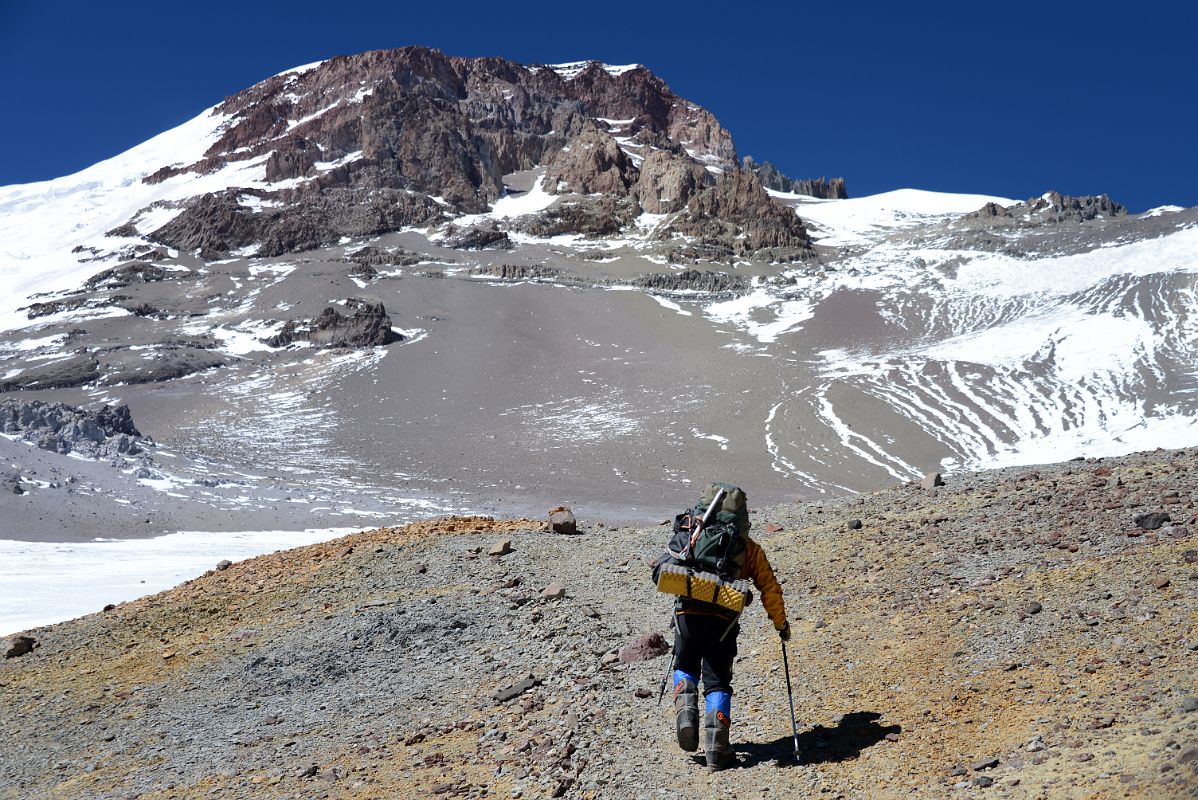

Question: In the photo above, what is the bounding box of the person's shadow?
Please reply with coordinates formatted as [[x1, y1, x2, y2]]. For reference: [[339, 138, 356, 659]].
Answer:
[[734, 711, 901, 768]]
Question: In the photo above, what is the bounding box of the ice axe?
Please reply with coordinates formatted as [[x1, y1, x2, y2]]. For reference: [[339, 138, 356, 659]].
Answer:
[[683, 487, 726, 560], [781, 639, 801, 761]]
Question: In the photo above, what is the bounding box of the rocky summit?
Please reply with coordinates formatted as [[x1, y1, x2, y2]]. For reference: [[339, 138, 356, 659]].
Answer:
[[140, 47, 818, 263], [1, 447, 1196, 798]]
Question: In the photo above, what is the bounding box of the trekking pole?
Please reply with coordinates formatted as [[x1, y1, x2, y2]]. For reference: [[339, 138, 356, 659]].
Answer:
[[657, 614, 677, 706], [781, 639, 801, 760]]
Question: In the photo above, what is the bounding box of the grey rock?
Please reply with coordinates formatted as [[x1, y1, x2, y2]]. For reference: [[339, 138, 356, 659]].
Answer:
[[921, 472, 945, 490], [631, 269, 747, 295], [5, 636, 37, 659], [494, 674, 541, 703], [1134, 511, 1171, 531]]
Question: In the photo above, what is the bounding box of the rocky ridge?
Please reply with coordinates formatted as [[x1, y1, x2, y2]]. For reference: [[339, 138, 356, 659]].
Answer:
[[87, 46, 826, 263], [2, 447, 1195, 799]]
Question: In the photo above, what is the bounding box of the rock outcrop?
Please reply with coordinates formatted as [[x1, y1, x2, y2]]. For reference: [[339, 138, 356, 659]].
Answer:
[[152, 188, 445, 258], [120, 47, 799, 256], [0, 400, 144, 458], [634, 150, 713, 214], [513, 195, 639, 238], [666, 171, 814, 261], [267, 300, 401, 348], [964, 191, 1127, 227], [632, 269, 748, 294], [545, 129, 638, 196], [743, 156, 848, 199]]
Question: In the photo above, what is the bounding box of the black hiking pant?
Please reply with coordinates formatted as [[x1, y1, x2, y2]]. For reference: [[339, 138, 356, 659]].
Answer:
[[673, 611, 739, 696]]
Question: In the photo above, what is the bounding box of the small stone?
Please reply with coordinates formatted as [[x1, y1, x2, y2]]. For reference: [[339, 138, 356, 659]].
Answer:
[[633, 688, 652, 699], [1179, 696, 1198, 713], [884, 732, 899, 742], [765, 522, 784, 533], [494, 675, 540, 703], [971, 757, 999, 771], [1152, 577, 1170, 590], [1024, 601, 1043, 615], [846, 519, 863, 530], [1075, 753, 1094, 762], [215, 559, 232, 571], [541, 582, 566, 600], [949, 765, 968, 777], [162, 650, 176, 660], [489, 539, 513, 557], [973, 776, 993, 788]]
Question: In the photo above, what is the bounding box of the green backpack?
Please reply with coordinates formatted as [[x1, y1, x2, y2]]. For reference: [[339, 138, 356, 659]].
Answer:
[[666, 481, 751, 581]]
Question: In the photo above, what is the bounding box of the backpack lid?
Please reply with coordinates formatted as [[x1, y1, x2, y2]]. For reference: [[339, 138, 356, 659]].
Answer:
[[697, 482, 750, 534]]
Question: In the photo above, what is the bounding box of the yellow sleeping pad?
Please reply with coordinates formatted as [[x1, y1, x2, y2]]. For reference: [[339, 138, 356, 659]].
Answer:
[[656, 563, 753, 613]]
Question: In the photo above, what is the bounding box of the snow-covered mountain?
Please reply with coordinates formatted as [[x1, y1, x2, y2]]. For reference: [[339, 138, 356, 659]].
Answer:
[[1, 45, 1196, 541]]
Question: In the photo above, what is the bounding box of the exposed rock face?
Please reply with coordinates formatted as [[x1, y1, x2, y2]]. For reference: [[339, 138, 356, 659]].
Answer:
[[97, 346, 225, 385], [469, 264, 562, 282], [667, 171, 813, 260], [83, 262, 169, 290], [0, 356, 101, 391], [545, 129, 638, 196], [346, 245, 424, 268], [742, 156, 848, 199], [634, 150, 713, 213], [121, 47, 774, 255], [268, 300, 401, 348], [964, 191, 1127, 227], [632, 269, 748, 294], [0, 400, 143, 458], [22, 296, 119, 320], [513, 195, 639, 238], [152, 188, 445, 258], [441, 222, 512, 250]]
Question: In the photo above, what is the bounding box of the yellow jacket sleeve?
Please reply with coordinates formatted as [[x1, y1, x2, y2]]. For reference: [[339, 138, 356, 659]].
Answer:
[[743, 537, 787, 630]]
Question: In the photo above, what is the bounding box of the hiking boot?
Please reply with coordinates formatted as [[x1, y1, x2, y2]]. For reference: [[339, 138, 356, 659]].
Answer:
[[673, 677, 699, 751], [704, 709, 735, 771]]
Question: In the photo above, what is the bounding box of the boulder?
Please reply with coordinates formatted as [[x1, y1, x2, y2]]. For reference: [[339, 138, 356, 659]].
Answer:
[[488, 539, 513, 557], [541, 582, 566, 600], [618, 632, 670, 663], [307, 300, 401, 348], [921, 472, 945, 490], [1134, 511, 1170, 531], [4, 636, 37, 659], [548, 506, 577, 535]]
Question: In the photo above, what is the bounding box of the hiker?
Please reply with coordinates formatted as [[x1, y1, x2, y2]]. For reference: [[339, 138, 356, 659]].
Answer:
[[651, 482, 789, 771]]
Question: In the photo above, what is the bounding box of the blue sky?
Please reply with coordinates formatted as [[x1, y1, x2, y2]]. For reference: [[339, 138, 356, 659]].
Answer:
[[2, 1, 1194, 211]]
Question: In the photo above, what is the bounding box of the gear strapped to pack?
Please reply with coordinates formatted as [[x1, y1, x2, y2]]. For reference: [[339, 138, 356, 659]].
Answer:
[[654, 482, 754, 615]]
